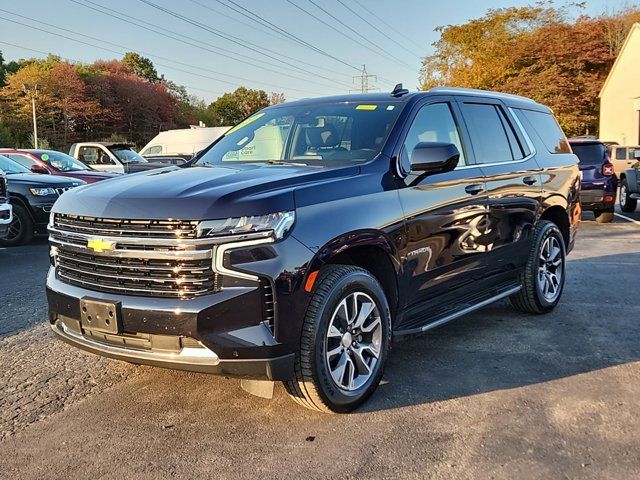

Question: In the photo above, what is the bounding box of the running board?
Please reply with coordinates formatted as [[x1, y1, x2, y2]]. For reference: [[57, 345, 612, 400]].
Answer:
[[394, 285, 522, 336]]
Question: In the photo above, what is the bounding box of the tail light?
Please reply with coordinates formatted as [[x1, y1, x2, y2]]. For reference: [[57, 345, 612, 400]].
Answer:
[[602, 163, 614, 176]]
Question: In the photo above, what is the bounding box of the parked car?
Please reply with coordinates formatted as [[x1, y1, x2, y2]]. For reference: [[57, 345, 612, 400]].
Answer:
[[139, 126, 230, 158], [141, 154, 193, 166], [0, 155, 85, 246], [568, 138, 618, 223], [47, 87, 580, 412], [0, 149, 120, 184], [619, 149, 640, 212], [68, 142, 166, 174], [609, 145, 640, 178], [0, 169, 12, 239]]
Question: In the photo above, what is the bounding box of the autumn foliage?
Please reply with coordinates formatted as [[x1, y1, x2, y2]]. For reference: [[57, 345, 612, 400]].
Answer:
[[420, 5, 640, 136]]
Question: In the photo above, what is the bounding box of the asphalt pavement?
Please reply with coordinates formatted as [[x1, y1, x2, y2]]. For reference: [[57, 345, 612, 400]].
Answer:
[[0, 208, 639, 479]]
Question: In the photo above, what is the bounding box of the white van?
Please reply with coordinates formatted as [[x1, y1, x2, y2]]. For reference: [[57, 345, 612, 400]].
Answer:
[[139, 126, 230, 158]]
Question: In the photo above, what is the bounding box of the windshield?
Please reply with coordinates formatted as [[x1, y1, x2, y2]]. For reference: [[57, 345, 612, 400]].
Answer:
[[36, 151, 89, 172], [0, 155, 30, 174], [571, 143, 606, 166], [196, 101, 402, 167], [109, 147, 147, 164]]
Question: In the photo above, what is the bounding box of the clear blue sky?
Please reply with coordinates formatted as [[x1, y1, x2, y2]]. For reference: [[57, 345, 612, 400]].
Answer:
[[0, 0, 630, 103]]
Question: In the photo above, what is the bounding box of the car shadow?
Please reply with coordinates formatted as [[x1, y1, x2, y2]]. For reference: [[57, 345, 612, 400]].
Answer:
[[359, 251, 640, 413]]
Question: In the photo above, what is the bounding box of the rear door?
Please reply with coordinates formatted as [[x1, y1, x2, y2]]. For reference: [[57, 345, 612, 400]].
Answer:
[[457, 98, 542, 285], [396, 98, 489, 331]]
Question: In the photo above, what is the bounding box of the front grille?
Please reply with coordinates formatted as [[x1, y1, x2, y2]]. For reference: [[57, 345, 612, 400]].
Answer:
[[54, 213, 199, 238], [50, 214, 222, 299], [55, 187, 76, 196], [260, 279, 276, 334]]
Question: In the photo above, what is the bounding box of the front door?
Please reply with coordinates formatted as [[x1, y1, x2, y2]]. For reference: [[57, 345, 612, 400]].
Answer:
[[396, 100, 489, 331], [457, 99, 542, 285]]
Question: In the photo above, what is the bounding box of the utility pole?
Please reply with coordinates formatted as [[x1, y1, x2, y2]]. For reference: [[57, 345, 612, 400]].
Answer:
[[351, 65, 378, 93], [23, 83, 40, 149]]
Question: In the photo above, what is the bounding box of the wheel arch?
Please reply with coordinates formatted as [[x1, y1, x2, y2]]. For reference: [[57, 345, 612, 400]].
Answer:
[[8, 193, 35, 221], [540, 205, 570, 249], [305, 230, 401, 320]]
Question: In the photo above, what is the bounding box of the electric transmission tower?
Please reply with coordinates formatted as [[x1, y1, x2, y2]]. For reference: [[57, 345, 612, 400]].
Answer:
[[351, 65, 378, 93]]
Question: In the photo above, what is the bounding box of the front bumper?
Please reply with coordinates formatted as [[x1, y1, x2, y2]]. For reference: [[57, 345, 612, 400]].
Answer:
[[46, 272, 295, 380], [0, 202, 12, 236]]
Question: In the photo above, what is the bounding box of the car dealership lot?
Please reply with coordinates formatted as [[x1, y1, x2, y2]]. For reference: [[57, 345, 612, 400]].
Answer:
[[1, 212, 639, 479]]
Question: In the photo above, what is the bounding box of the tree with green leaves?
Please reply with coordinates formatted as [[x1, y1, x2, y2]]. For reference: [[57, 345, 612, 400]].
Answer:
[[122, 52, 158, 83], [207, 87, 270, 126]]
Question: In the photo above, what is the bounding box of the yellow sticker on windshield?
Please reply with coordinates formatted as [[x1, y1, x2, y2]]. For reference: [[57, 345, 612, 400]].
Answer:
[[356, 104, 377, 110], [226, 113, 265, 135]]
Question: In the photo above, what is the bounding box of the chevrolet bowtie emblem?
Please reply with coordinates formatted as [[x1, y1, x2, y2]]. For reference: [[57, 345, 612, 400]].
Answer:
[[87, 238, 116, 253]]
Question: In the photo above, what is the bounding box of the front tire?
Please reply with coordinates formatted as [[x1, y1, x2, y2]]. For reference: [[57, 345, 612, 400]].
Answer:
[[0, 203, 34, 247], [284, 265, 391, 413], [510, 220, 566, 314], [620, 180, 637, 212]]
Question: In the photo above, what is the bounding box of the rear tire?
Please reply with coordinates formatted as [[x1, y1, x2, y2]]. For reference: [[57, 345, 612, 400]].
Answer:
[[594, 210, 614, 223], [284, 265, 391, 413], [0, 204, 34, 247], [510, 220, 566, 314], [620, 180, 637, 212]]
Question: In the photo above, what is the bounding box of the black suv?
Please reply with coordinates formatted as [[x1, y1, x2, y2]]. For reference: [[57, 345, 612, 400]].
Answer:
[[47, 87, 580, 412], [0, 169, 12, 238], [0, 155, 85, 246]]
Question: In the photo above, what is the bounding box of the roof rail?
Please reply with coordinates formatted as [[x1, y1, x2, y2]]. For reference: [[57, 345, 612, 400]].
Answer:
[[391, 83, 409, 97]]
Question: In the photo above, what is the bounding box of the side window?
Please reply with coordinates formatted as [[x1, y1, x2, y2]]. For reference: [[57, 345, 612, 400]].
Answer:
[[516, 109, 571, 154], [77, 147, 100, 165], [403, 102, 466, 166], [615, 147, 627, 160], [6, 154, 37, 168], [461, 103, 519, 164], [145, 145, 163, 155]]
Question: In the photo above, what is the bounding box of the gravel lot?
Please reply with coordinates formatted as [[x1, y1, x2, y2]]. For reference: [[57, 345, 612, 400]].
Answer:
[[1, 209, 639, 479]]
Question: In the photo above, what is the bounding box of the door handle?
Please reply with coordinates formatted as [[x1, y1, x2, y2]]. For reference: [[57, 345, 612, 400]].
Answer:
[[465, 183, 484, 195], [523, 176, 538, 185]]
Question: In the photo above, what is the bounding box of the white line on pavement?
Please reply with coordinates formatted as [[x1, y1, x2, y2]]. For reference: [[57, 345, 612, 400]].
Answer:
[[614, 212, 640, 225]]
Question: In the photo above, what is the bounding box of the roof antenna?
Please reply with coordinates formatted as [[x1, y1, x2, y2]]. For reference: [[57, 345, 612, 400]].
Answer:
[[391, 83, 409, 97]]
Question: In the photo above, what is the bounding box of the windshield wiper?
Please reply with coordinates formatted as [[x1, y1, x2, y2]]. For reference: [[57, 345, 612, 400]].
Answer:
[[266, 160, 308, 166]]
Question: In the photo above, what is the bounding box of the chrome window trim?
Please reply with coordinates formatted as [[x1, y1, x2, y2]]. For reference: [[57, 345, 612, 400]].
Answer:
[[214, 237, 274, 281]]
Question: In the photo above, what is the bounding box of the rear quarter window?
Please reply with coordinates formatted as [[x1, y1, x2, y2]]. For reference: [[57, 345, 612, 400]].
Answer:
[[516, 109, 571, 154]]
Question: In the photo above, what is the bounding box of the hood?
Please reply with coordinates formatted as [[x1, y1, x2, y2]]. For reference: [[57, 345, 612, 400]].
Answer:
[[6, 173, 84, 187], [53, 164, 359, 220]]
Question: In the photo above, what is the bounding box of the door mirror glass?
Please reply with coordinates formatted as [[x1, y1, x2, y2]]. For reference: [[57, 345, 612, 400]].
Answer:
[[30, 164, 49, 174], [410, 142, 460, 173]]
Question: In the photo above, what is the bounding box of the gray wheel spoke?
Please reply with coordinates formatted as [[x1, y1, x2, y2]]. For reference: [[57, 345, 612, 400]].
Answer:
[[351, 347, 371, 377], [331, 351, 348, 386], [353, 299, 374, 330], [328, 324, 342, 339], [537, 234, 564, 301], [327, 344, 342, 359]]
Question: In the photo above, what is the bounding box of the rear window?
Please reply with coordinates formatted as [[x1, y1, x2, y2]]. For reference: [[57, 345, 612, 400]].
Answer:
[[571, 143, 607, 166], [516, 109, 571, 154]]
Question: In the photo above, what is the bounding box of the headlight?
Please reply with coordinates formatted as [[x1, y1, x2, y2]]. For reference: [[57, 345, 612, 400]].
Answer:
[[30, 187, 57, 196], [197, 211, 295, 240]]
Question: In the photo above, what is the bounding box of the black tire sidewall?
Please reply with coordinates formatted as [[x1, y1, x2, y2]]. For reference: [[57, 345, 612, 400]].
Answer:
[[0, 204, 33, 247], [532, 223, 566, 311], [311, 270, 391, 412], [620, 181, 637, 212]]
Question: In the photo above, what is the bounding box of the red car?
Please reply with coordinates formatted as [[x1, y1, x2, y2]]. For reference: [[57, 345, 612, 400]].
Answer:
[[0, 149, 120, 184]]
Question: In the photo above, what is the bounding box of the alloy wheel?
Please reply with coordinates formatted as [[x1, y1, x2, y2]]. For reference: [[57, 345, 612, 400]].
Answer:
[[325, 292, 382, 392], [538, 235, 563, 301], [6, 213, 21, 241], [621, 184, 627, 205]]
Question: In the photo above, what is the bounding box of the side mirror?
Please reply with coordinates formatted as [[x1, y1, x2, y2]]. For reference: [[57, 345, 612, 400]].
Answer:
[[410, 142, 460, 173], [30, 164, 50, 174]]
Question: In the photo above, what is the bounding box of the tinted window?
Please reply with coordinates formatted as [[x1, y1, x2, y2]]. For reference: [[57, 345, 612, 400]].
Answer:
[[37, 151, 89, 172], [110, 147, 147, 164], [517, 109, 571, 153], [615, 147, 627, 160], [78, 146, 101, 165], [0, 155, 30, 174], [571, 143, 606, 166], [403, 103, 466, 166], [461, 103, 515, 163]]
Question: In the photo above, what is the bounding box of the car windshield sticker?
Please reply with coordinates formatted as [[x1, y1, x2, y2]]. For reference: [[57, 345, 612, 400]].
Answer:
[[356, 104, 377, 111], [41, 153, 49, 161]]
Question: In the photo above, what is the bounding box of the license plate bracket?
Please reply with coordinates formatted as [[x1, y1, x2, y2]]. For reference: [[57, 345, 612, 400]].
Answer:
[[80, 298, 122, 334]]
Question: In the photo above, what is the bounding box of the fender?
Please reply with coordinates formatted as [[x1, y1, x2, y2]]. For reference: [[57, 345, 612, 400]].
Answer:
[[621, 168, 639, 193], [8, 193, 36, 222]]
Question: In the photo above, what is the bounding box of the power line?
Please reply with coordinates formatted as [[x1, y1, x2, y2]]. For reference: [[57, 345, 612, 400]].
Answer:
[[70, 0, 348, 91], [211, 0, 359, 72], [351, 0, 425, 52], [351, 65, 378, 93], [335, 0, 422, 58], [137, 0, 354, 88], [306, 0, 414, 71], [0, 12, 320, 96]]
